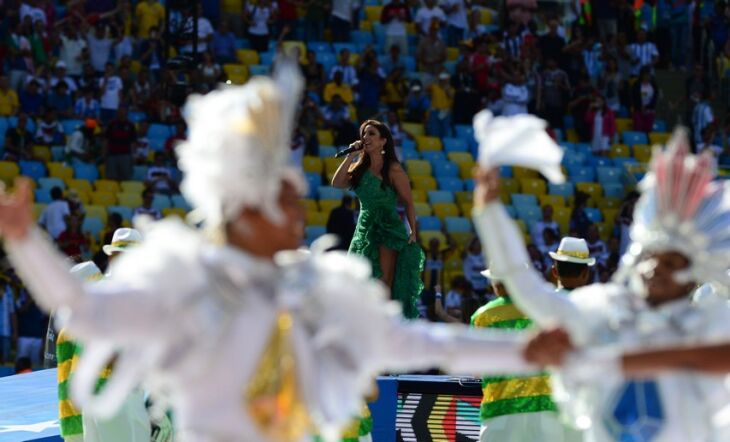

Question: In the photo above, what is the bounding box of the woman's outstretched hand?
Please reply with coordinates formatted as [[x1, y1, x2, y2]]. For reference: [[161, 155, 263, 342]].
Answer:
[[0, 178, 34, 241], [473, 167, 501, 208]]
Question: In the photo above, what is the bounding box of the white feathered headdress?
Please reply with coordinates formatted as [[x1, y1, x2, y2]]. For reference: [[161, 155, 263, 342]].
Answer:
[[623, 129, 730, 287], [177, 59, 305, 230]]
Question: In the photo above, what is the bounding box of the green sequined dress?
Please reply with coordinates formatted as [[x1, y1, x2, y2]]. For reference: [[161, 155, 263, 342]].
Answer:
[[349, 170, 425, 318]]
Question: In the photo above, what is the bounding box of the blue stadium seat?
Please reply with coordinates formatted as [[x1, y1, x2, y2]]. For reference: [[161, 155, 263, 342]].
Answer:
[[433, 161, 459, 178], [351, 30, 373, 46], [318, 186, 344, 201], [82, 217, 104, 238], [61, 119, 82, 134], [553, 128, 563, 142], [260, 51, 276, 65], [401, 138, 416, 151], [596, 167, 623, 184], [464, 179, 475, 192], [511, 193, 538, 208], [128, 111, 147, 123], [573, 143, 591, 154], [0, 118, 7, 136], [305, 172, 322, 197], [305, 225, 326, 241], [499, 166, 513, 178], [19, 160, 46, 180], [622, 131, 648, 146], [171, 195, 192, 211], [437, 177, 464, 192], [563, 115, 574, 129], [132, 166, 148, 182], [587, 157, 613, 167], [148, 123, 172, 140], [400, 148, 420, 161], [505, 205, 518, 218], [421, 151, 446, 164], [549, 182, 575, 198], [516, 205, 542, 229], [603, 183, 625, 198], [34, 188, 52, 203], [653, 120, 668, 132], [561, 151, 585, 167], [108, 205, 133, 222], [332, 43, 357, 54], [248, 64, 270, 77], [235, 38, 250, 49], [418, 216, 442, 231], [152, 195, 171, 211], [38, 177, 65, 190], [403, 56, 417, 72], [445, 217, 472, 232], [51, 146, 65, 161], [427, 190, 455, 204], [567, 165, 596, 182], [612, 157, 638, 168], [307, 41, 332, 53], [73, 163, 99, 181], [584, 208, 603, 223], [319, 146, 337, 157], [443, 137, 468, 152]]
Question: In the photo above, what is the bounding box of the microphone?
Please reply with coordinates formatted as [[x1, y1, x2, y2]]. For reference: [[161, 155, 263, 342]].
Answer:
[[335, 141, 363, 158]]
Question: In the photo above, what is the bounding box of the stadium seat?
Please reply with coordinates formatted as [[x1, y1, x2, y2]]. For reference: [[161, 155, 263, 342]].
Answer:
[[303, 199, 318, 212], [603, 183, 625, 198], [303, 156, 324, 174], [612, 157, 638, 168], [548, 182, 574, 198], [444, 217, 472, 233], [457, 161, 476, 179], [119, 181, 144, 194], [652, 120, 668, 132], [437, 177, 463, 192], [538, 194, 565, 207], [587, 156, 612, 167], [519, 178, 547, 196], [0, 161, 20, 184], [603, 209, 619, 224], [318, 186, 344, 201], [446, 151, 471, 164], [432, 203, 459, 220], [51, 146, 65, 161], [306, 211, 329, 227], [132, 166, 148, 182], [615, 118, 632, 134], [305, 226, 326, 242], [400, 147, 420, 161], [18, 160, 45, 180], [511, 193, 538, 208], [317, 130, 334, 146], [419, 231, 447, 249], [319, 146, 337, 157], [248, 65, 269, 77], [74, 163, 99, 181], [553, 207, 572, 233], [433, 161, 459, 178], [411, 176, 437, 191], [648, 132, 670, 145], [596, 167, 623, 185], [351, 30, 373, 46], [516, 205, 542, 229], [402, 123, 424, 137], [633, 144, 652, 162], [414, 202, 432, 216], [152, 194, 171, 210], [91, 191, 117, 207], [162, 208, 187, 219], [622, 131, 648, 147], [562, 150, 586, 167], [464, 179, 475, 192], [32, 203, 46, 220], [31, 146, 51, 163], [500, 178, 520, 195], [428, 190, 455, 204], [418, 216, 442, 231], [421, 150, 446, 163], [171, 195, 192, 211], [411, 189, 427, 203], [95, 179, 120, 194], [117, 192, 143, 208], [61, 119, 82, 134], [259, 51, 277, 66], [85, 205, 108, 223], [405, 160, 432, 177], [609, 144, 631, 158], [512, 167, 538, 179], [567, 165, 596, 182], [34, 188, 51, 203], [584, 207, 603, 223], [416, 135, 443, 151], [82, 217, 104, 239], [66, 179, 93, 195], [443, 137, 468, 152], [307, 41, 332, 53], [458, 202, 473, 216], [148, 124, 172, 140], [576, 182, 602, 201], [108, 205, 133, 221], [597, 197, 622, 209], [38, 177, 65, 190]]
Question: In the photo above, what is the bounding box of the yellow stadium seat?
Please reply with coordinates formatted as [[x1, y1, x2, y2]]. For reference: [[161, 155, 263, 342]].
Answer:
[[648, 132, 670, 145], [610, 144, 631, 158], [236, 49, 259, 65], [539, 194, 565, 207], [633, 144, 652, 162], [596, 222, 612, 241], [566, 129, 579, 143], [32, 145, 51, 163], [69, 189, 90, 204], [406, 160, 432, 177], [597, 197, 621, 209], [33, 203, 46, 220], [416, 135, 443, 152], [120, 181, 145, 194], [324, 157, 345, 175], [411, 189, 427, 203], [162, 208, 187, 219], [365, 5, 383, 21], [130, 60, 142, 74], [359, 20, 372, 31], [306, 211, 329, 226], [303, 199, 318, 212], [447, 47, 460, 61], [91, 191, 117, 207], [402, 123, 424, 136], [227, 74, 248, 85], [317, 130, 334, 145], [318, 200, 340, 213], [458, 161, 476, 179], [455, 191, 471, 204], [117, 192, 143, 208], [222, 0, 242, 13], [519, 178, 547, 196], [95, 179, 120, 194], [459, 202, 473, 216], [48, 162, 73, 180], [514, 219, 527, 234], [602, 208, 618, 224], [512, 167, 538, 180], [411, 176, 437, 191], [0, 161, 20, 185], [303, 156, 324, 174], [615, 118, 632, 134], [479, 9, 493, 24], [553, 207, 572, 233], [576, 182, 603, 201], [500, 177, 520, 195], [405, 23, 417, 34], [66, 179, 93, 195], [223, 63, 248, 79], [85, 205, 108, 223], [449, 232, 472, 248], [415, 202, 432, 216], [447, 152, 474, 164], [419, 231, 447, 249], [433, 202, 459, 220]]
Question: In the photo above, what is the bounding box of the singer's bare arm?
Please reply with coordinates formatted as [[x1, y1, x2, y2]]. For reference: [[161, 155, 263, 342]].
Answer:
[[331, 142, 360, 188]]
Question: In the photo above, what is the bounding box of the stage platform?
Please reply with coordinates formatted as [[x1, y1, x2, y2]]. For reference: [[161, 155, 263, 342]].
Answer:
[[0, 371, 482, 442]]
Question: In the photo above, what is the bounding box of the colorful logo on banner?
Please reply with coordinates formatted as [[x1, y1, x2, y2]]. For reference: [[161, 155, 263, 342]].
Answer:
[[396, 393, 481, 441]]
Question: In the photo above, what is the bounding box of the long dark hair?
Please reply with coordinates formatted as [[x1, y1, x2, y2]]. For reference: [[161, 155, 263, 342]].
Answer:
[[348, 120, 399, 189]]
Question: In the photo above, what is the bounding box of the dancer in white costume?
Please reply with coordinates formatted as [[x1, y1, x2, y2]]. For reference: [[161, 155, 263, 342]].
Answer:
[[470, 109, 730, 442], [0, 64, 539, 442]]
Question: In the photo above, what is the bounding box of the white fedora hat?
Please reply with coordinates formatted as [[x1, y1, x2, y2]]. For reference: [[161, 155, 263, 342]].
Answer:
[[70, 261, 103, 282], [102, 228, 143, 256], [549, 237, 595, 266]]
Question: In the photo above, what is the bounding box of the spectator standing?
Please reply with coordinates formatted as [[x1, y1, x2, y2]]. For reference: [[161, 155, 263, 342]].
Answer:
[[134, 188, 163, 220], [198, 52, 222, 91], [540, 58, 570, 130], [0, 76, 20, 117], [74, 88, 100, 120], [135, 0, 166, 39], [330, 0, 356, 42], [414, 0, 446, 35], [416, 23, 447, 78], [111, 26, 134, 64], [428, 72, 454, 137], [691, 91, 714, 147], [631, 66, 658, 133], [405, 83, 431, 123], [357, 54, 385, 120], [302, 50, 325, 92], [668, 0, 690, 69], [501, 69, 529, 116], [685, 63, 710, 104], [19, 80, 44, 118], [383, 67, 408, 110], [304, 0, 331, 42], [65, 118, 98, 163], [538, 18, 565, 65], [104, 107, 137, 181], [99, 63, 123, 123], [570, 192, 592, 238], [15, 292, 47, 368], [322, 95, 357, 146], [326, 195, 357, 250], [7, 24, 33, 92], [530, 205, 559, 247], [462, 237, 487, 297], [49, 61, 78, 93], [599, 57, 622, 112], [181, 5, 215, 54], [451, 58, 481, 125], [323, 71, 354, 103], [329, 49, 358, 86], [440, 0, 468, 47], [628, 27, 659, 77], [38, 187, 70, 240], [211, 20, 237, 63], [244, 0, 276, 52], [57, 215, 89, 259], [4, 114, 33, 161], [502, 22, 523, 60], [381, 0, 412, 56], [0, 277, 16, 365], [134, 121, 151, 164], [20, 0, 47, 26], [568, 73, 597, 142], [585, 95, 617, 156], [139, 27, 164, 82], [594, 0, 618, 40], [585, 224, 608, 268], [46, 82, 73, 118], [87, 24, 112, 74], [165, 123, 187, 156]]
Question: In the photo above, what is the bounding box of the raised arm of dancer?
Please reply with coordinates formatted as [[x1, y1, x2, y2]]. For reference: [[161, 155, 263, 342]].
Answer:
[[331, 143, 361, 188], [472, 168, 584, 332], [390, 163, 417, 242]]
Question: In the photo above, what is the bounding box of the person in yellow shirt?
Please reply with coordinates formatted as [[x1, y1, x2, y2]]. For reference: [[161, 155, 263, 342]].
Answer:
[[428, 72, 454, 137], [135, 0, 165, 39], [323, 71, 354, 104], [0, 76, 19, 117]]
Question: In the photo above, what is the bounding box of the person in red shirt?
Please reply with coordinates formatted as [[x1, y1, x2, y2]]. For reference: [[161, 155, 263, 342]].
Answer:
[[104, 107, 137, 180], [164, 122, 186, 159], [56, 214, 89, 259]]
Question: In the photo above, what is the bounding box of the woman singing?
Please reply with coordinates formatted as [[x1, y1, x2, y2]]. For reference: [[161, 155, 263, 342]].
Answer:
[[331, 120, 424, 318]]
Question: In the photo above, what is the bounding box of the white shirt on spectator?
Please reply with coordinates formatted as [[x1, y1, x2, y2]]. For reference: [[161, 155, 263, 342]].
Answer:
[[331, 0, 356, 23], [501, 82, 529, 116], [99, 76, 123, 110], [133, 206, 162, 220], [87, 31, 113, 72], [530, 220, 559, 247], [415, 6, 447, 34], [246, 4, 274, 36], [440, 0, 468, 30], [114, 37, 134, 62], [38, 200, 70, 239], [147, 167, 173, 191], [60, 35, 87, 76], [20, 2, 47, 25], [49, 76, 78, 93], [628, 41, 658, 76], [181, 17, 214, 53], [692, 101, 714, 145], [462, 252, 487, 291], [329, 65, 359, 86]]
